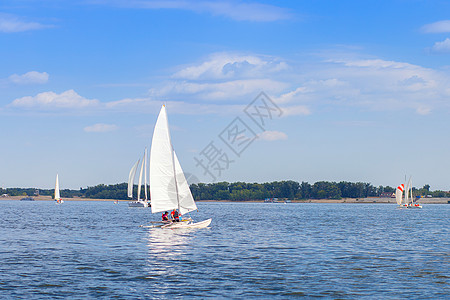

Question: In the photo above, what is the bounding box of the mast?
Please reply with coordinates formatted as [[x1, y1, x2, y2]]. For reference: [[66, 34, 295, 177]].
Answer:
[[164, 105, 181, 213]]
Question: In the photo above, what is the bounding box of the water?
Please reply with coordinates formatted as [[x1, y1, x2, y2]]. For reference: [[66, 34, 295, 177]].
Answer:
[[0, 201, 448, 299]]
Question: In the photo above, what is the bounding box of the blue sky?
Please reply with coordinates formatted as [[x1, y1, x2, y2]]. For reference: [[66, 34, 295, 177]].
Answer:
[[1, 0, 450, 190]]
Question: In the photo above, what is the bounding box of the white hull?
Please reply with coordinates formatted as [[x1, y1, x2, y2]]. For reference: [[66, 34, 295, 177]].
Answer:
[[161, 218, 212, 229], [398, 204, 422, 209], [128, 201, 149, 208]]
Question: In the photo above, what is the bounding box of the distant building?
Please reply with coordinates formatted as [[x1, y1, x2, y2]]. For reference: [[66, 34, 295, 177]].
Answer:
[[1, 194, 8, 197], [380, 192, 395, 198]]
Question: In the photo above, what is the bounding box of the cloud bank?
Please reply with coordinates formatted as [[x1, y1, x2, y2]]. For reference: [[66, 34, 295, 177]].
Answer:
[[10, 90, 100, 109], [421, 20, 450, 33], [7, 51, 450, 117]]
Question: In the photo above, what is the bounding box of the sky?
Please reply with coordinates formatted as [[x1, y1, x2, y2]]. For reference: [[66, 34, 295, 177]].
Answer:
[[1, 0, 450, 191]]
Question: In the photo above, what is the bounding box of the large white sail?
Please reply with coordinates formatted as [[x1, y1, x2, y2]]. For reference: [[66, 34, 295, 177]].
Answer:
[[127, 159, 140, 198], [395, 184, 403, 205], [150, 105, 197, 215], [55, 174, 60, 200], [150, 105, 179, 213]]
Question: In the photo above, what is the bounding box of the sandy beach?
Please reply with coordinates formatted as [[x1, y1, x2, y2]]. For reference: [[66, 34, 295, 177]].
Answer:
[[2, 195, 449, 204]]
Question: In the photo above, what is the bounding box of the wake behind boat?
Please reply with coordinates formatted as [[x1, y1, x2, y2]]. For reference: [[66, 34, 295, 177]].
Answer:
[[147, 105, 211, 229]]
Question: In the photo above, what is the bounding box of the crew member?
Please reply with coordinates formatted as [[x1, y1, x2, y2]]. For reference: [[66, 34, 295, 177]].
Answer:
[[171, 209, 180, 222]]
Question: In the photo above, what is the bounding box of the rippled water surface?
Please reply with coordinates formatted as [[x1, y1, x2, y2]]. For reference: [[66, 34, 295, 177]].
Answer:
[[0, 201, 448, 299]]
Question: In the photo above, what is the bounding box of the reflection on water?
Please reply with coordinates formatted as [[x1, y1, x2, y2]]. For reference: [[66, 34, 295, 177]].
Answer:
[[146, 228, 190, 259]]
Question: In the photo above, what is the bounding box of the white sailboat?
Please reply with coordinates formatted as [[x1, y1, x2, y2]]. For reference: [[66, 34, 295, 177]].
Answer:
[[396, 177, 422, 209], [128, 149, 150, 207], [149, 105, 211, 229], [54, 174, 64, 204]]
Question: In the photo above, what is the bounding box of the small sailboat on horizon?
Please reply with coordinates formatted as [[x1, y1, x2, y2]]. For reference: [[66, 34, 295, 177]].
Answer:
[[54, 174, 64, 204], [128, 148, 150, 208], [396, 176, 422, 209]]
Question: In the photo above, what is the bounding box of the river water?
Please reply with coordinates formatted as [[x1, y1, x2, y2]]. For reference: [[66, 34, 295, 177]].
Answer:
[[0, 201, 448, 299]]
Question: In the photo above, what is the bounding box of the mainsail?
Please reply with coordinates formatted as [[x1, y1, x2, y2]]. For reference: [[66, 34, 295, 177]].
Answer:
[[55, 174, 60, 200], [405, 177, 412, 205], [150, 105, 197, 215], [127, 159, 140, 198], [395, 184, 403, 205]]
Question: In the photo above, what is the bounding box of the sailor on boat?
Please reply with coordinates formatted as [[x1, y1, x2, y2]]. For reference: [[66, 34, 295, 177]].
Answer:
[[162, 211, 169, 222], [171, 209, 180, 222]]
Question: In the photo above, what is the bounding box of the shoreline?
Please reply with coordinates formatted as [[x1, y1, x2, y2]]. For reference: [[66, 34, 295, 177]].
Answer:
[[1, 196, 449, 204]]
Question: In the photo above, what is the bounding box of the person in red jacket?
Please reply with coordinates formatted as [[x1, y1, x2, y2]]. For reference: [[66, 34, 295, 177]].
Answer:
[[170, 209, 180, 222]]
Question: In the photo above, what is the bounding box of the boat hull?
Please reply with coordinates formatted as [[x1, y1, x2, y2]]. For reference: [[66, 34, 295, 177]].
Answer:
[[161, 218, 212, 229], [398, 204, 422, 209], [128, 201, 149, 208]]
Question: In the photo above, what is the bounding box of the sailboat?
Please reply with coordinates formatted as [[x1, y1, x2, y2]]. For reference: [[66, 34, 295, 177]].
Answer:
[[148, 105, 211, 229], [128, 148, 150, 207], [54, 174, 64, 204], [396, 177, 422, 209]]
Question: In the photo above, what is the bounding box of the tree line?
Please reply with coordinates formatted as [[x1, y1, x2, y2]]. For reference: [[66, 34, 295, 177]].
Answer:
[[190, 181, 448, 200], [2, 181, 449, 200]]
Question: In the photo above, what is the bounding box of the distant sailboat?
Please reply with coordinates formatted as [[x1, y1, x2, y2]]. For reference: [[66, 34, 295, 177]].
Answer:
[[54, 174, 64, 204], [396, 177, 422, 209], [128, 148, 150, 208], [149, 105, 211, 229]]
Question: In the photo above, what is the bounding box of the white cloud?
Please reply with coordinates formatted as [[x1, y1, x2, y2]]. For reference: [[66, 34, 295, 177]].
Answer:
[[0, 13, 50, 33], [97, 0, 291, 22], [416, 106, 431, 115], [84, 123, 119, 133], [10, 90, 100, 109], [431, 38, 450, 53], [421, 20, 450, 33], [258, 130, 287, 141], [275, 87, 308, 104], [173, 53, 288, 80], [154, 79, 287, 101], [250, 55, 450, 116], [303, 57, 450, 114], [7, 52, 450, 118], [151, 53, 289, 102], [9, 71, 49, 84]]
